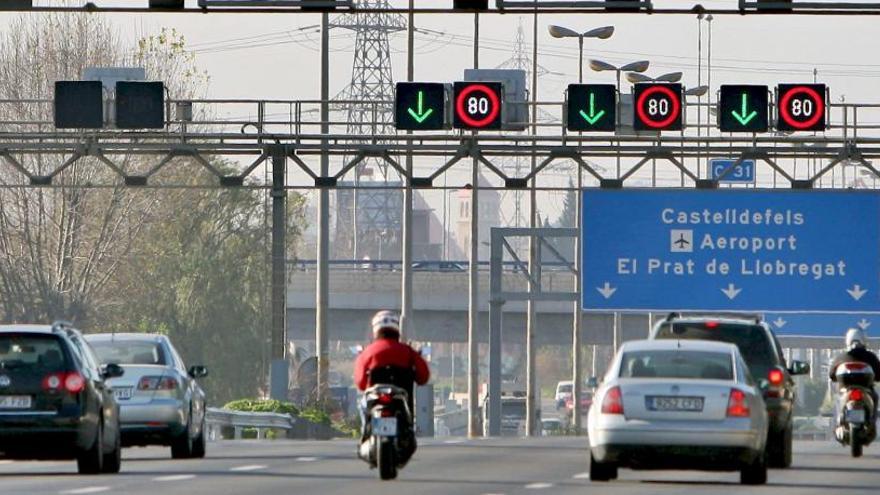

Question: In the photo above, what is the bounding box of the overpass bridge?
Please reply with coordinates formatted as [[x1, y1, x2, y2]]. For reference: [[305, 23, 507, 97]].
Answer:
[[286, 263, 843, 349]]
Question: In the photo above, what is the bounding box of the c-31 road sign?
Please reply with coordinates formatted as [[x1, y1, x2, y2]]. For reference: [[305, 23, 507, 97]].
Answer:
[[581, 190, 880, 313]]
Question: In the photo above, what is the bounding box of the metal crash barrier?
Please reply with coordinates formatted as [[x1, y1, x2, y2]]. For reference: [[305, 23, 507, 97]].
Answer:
[[205, 407, 295, 441]]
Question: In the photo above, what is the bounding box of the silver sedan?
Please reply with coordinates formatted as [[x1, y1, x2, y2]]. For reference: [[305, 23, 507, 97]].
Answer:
[[587, 339, 768, 485], [85, 333, 208, 459]]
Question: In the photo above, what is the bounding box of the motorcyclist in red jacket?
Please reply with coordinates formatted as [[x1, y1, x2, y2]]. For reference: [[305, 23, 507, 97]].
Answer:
[[354, 310, 430, 463], [354, 310, 430, 393]]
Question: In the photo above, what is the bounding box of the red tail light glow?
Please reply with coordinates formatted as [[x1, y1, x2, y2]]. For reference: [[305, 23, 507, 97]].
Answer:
[[768, 369, 785, 386], [727, 389, 750, 417], [844, 362, 869, 371], [704, 321, 720, 329], [377, 393, 393, 405], [601, 386, 624, 415], [849, 389, 864, 402], [138, 376, 178, 391], [42, 372, 85, 394]]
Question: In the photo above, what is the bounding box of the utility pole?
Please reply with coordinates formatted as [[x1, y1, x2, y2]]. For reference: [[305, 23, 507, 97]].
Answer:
[[316, 11, 331, 404]]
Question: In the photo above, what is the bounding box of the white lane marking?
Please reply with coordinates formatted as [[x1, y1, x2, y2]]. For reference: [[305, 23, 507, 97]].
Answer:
[[443, 440, 464, 444], [153, 474, 197, 482], [295, 457, 319, 462], [524, 482, 555, 490], [60, 487, 111, 495], [572, 472, 591, 479], [0, 460, 13, 465], [229, 464, 267, 472]]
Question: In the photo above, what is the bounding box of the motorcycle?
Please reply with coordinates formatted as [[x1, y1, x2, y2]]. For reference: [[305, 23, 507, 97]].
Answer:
[[834, 362, 876, 458], [358, 369, 416, 480]]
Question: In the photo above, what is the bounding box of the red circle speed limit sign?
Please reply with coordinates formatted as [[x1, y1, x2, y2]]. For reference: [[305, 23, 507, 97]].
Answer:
[[453, 82, 503, 130], [634, 83, 683, 131], [777, 84, 826, 132]]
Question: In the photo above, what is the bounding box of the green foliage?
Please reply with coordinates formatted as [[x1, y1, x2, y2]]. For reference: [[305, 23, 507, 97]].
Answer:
[[224, 399, 299, 416], [299, 406, 332, 426]]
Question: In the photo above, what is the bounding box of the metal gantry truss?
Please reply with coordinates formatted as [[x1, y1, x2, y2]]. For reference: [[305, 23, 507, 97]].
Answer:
[[3, 131, 880, 189]]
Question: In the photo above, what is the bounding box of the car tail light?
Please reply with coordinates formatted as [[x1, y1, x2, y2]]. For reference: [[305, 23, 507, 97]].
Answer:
[[377, 393, 393, 405], [727, 389, 750, 417], [138, 376, 178, 391], [601, 386, 624, 415], [64, 372, 85, 394], [705, 321, 720, 329], [43, 372, 85, 394], [849, 388, 864, 402], [768, 368, 785, 387]]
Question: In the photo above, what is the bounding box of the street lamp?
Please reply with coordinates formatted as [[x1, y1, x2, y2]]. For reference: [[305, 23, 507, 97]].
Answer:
[[626, 71, 683, 84], [547, 25, 614, 83], [590, 59, 649, 94], [685, 85, 709, 97]]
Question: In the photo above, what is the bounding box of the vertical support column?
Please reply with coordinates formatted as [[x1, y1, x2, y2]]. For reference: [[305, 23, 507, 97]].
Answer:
[[401, 0, 414, 338], [809, 348, 818, 381], [316, 11, 331, 404], [525, 6, 539, 439], [269, 147, 289, 401], [572, 171, 583, 431], [467, 11, 481, 439], [488, 228, 503, 437]]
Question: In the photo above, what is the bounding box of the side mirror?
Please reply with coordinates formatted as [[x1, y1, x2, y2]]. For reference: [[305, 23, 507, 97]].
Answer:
[[587, 377, 599, 389], [188, 365, 208, 379], [789, 360, 810, 376], [102, 363, 125, 380]]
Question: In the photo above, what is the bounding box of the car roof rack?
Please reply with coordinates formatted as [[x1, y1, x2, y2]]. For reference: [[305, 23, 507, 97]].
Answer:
[[51, 320, 75, 333]]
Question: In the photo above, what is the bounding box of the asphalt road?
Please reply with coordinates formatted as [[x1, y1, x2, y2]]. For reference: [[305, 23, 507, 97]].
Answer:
[[0, 438, 878, 495]]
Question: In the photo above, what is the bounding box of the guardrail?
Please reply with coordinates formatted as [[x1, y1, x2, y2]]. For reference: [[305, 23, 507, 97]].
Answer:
[[205, 407, 294, 441], [793, 416, 832, 441]]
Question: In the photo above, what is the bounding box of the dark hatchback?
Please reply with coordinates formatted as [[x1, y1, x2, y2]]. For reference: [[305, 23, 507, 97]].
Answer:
[[0, 323, 124, 474], [650, 314, 810, 468]]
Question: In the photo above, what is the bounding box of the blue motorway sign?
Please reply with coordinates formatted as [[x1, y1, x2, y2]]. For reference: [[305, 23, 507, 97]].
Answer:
[[710, 159, 756, 183], [763, 313, 876, 337], [581, 190, 880, 313]]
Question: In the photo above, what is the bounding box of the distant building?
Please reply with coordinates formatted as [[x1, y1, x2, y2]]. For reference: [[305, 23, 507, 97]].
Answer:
[[454, 174, 501, 260]]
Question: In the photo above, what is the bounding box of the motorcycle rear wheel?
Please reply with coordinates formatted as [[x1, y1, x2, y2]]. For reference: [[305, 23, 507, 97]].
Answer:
[[377, 437, 398, 480], [850, 424, 863, 458]]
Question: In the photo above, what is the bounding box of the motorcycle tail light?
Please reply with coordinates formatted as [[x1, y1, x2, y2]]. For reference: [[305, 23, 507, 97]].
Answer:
[[380, 408, 395, 418], [844, 362, 869, 371], [601, 386, 623, 415], [850, 389, 864, 402], [377, 393, 393, 405]]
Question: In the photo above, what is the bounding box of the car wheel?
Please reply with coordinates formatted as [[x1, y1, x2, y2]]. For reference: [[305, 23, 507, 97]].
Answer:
[[77, 422, 104, 475], [171, 419, 194, 460], [740, 451, 768, 485], [767, 423, 793, 468], [190, 416, 207, 459], [589, 451, 617, 482], [102, 422, 122, 474]]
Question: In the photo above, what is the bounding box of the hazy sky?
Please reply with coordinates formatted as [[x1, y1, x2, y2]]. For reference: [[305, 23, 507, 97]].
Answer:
[[7, 1, 880, 103]]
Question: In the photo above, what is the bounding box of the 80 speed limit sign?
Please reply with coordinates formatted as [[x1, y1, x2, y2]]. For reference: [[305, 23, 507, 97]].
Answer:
[[633, 83, 683, 131], [453, 82, 503, 130], [777, 84, 826, 132]]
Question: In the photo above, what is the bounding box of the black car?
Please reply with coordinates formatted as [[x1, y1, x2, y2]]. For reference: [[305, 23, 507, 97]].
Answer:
[[0, 322, 124, 474], [650, 313, 810, 469]]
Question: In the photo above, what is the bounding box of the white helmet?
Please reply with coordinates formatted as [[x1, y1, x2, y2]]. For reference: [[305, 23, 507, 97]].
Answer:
[[846, 327, 867, 350], [371, 310, 401, 339]]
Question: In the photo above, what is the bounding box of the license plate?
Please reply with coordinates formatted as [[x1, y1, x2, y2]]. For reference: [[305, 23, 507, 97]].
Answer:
[[646, 396, 704, 412], [371, 417, 397, 437], [846, 409, 866, 424], [113, 387, 133, 401], [0, 396, 32, 409]]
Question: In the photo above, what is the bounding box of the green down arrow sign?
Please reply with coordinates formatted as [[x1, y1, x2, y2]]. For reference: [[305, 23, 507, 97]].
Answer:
[[407, 91, 434, 123], [731, 93, 758, 126], [579, 93, 606, 125]]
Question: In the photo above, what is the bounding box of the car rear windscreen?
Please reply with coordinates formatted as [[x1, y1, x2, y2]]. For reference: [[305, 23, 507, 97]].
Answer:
[[558, 384, 572, 394], [655, 322, 777, 378], [90, 340, 167, 366], [620, 350, 734, 380], [0, 334, 67, 372]]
